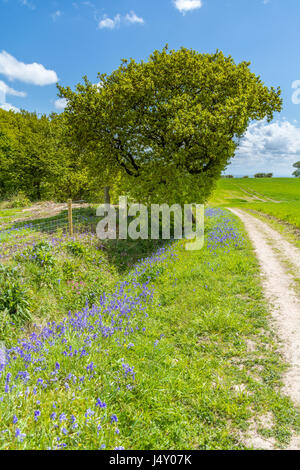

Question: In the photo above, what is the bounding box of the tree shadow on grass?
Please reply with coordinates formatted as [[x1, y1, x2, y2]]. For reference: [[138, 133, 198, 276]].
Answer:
[[2, 206, 171, 275], [101, 238, 168, 275]]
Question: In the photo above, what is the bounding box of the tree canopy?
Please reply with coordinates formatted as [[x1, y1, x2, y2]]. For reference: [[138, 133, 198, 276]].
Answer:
[[58, 46, 282, 204], [0, 109, 93, 201]]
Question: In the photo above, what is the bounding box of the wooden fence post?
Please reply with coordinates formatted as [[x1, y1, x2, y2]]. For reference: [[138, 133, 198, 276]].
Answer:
[[68, 199, 73, 236], [104, 186, 110, 205]]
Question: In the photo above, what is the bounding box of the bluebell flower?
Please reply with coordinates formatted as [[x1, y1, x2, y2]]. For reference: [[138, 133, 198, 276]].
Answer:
[[96, 399, 107, 408], [85, 408, 95, 418], [15, 428, 26, 442]]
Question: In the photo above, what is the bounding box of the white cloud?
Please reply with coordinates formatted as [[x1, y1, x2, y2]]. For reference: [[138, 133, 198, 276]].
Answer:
[[125, 11, 144, 25], [98, 14, 121, 30], [54, 98, 68, 110], [292, 80, 300, 105], [81, 1, 94, 7], [93, 82, 103, 91], [0, 102, 20, 112], [230, 120, 300, 176], [0, 80, 26, 98], [51, 10, 62, 22], [98, 11, 144, 29], [0, 80, 26, 114], [20, 0, 35, 10], [173, 0, 203, 14], [0, 51, 58, 86]]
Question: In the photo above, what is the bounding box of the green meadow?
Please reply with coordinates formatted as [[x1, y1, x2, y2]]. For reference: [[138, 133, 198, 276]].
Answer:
[[209, 178, 300, 229]]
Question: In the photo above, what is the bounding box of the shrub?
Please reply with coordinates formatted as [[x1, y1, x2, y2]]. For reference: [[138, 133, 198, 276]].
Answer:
[[24, 241, 55, 269], [0, 264, 31, 323], [65, 240, 86, 257], [6, 192, 31, 208], [17, 242, 57, 287]]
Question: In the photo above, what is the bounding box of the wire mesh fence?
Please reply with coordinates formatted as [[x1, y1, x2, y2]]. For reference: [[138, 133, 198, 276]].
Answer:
[[0, 212, 98, 260], [0, 193, 114, 260]]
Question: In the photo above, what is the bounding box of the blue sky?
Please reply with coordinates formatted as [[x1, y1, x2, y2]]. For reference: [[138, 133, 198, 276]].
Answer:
[[0, 0, 300, 176]]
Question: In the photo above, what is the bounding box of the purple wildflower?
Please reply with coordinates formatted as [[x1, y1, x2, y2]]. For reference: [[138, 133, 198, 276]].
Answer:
[[96, 399, 107, 408]]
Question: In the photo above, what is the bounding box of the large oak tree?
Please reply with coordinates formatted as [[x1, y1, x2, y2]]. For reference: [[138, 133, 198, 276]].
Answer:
[[58, 46, 282, 204]]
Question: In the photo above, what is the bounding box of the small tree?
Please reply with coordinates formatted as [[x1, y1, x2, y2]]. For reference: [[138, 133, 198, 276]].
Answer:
[[293, 161, 300, 178], [59, 46, 282, 204]]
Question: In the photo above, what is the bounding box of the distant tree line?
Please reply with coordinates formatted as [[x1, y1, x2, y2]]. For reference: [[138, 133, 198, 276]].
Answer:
[[254, 173, 273, 178], [222, 174, 272, 179]]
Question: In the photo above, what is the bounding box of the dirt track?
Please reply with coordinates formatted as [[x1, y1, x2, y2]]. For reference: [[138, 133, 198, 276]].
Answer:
[[229, 208, 300, 402], [229, 208, 300, 449]]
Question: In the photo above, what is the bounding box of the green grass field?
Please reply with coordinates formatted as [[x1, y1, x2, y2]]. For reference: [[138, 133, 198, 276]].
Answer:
[[209, 178, 300, 229], [229, 178, 300, 202], [0, 208, 299, 449]]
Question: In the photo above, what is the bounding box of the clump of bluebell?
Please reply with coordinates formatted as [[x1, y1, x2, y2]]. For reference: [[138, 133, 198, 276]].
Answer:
[[205, 208, 244, 253], [0, 242, 177, 449]]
